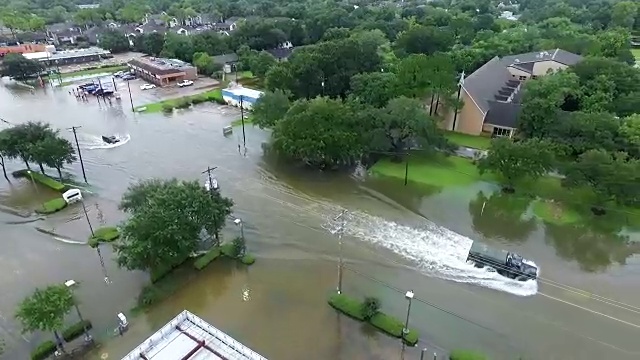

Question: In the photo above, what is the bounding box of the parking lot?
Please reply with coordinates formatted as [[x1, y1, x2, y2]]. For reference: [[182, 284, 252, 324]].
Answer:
[[74, 74, 220, 106]]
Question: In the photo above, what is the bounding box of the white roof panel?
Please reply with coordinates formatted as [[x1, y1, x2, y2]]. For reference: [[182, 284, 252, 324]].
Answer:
[[121, 310, 267, 360]]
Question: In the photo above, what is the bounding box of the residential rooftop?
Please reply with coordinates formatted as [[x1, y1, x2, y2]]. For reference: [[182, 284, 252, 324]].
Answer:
[[121, 310, 267, 360]]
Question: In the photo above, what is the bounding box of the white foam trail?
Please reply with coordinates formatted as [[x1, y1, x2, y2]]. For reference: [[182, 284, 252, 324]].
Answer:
[[343, 211, 538, 297], [83, 134, 131, 150]]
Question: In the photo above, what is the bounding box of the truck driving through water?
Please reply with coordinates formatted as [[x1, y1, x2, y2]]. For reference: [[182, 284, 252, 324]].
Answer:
[[467, 242, 538, 281]]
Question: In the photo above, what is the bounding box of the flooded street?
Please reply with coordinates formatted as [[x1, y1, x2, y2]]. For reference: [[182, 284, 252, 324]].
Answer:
[[1, 80, 639, 360]]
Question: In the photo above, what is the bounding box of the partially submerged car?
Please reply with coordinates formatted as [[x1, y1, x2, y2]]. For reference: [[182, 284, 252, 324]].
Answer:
[[102, 135, 120, 144], [467, 242, 538, 281]]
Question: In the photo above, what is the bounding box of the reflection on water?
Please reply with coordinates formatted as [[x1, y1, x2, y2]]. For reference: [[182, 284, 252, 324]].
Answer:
[[469, 190, 537, 243]]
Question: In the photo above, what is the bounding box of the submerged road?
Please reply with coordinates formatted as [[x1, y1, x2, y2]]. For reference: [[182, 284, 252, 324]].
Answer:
[[0, 81, 638, 360]]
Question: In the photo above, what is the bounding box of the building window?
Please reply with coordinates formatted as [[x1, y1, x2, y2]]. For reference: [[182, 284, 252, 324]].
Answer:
[[518, 76, 527, 80], [492, 127, 511, 138], [531, 75, 538, 79]]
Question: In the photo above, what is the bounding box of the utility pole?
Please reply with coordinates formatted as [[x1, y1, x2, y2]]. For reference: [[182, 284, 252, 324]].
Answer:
[[68, 126, 87, 183], [81, 201, 110, 284], [127, 80, 134, 112], [452, 71, 465, 131], [334, 210, 347, 294], [240, 95, 246, 152], [201, 166, 218, 196], [404, 158, 409, 186], [112, 76, 117, 91]]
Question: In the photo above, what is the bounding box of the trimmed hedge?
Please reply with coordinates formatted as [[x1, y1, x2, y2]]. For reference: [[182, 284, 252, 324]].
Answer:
[[13, 170, 66, 192], [449, 350, 488, 360], [193, 247, 221, 270], [37, 197, 67, 214], [150, 255, 189, 283], [219, 242, 256, 266], [328, 293, 419, 346], [88, 226, 120, 248], [30, 320, 93, 360], [31, 340, 56, 360], [62, 320, 92, 342]]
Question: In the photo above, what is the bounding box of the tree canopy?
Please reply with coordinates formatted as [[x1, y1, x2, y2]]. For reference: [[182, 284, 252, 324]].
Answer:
[[15, 285, 74, 335], [117, 178, 233, 272]]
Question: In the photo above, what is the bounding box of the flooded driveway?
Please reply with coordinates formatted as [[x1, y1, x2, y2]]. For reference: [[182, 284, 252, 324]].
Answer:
[[0, 80, 639, 360]]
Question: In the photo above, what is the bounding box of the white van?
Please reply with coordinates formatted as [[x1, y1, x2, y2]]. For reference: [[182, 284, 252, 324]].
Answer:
[[62, 189, 82, 204]]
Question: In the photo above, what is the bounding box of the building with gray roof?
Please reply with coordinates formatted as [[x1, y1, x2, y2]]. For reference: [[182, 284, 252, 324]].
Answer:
[[443, 48, 583, 139]]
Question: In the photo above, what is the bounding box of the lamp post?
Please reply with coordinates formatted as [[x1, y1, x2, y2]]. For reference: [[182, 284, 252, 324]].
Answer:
[[64, 280, 92, 344], [420, 348, 427, 360], [403, 290, 414, 338], [26, 170, 39, 196], [127, 80, 134, 112], [81, 201, 110, 284], [233, 218, 245, 240]]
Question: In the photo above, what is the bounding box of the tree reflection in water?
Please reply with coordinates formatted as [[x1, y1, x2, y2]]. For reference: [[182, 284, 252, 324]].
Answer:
[[544, 222, 639, 272], [469, 190, 537, 243]]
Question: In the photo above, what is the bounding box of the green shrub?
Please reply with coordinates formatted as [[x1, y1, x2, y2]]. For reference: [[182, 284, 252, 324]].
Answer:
[[88, 226, 120, 248], [13, 170, 65, 191], [30, 340, 56, 360], [62, 320, 93, 342], [232, 236, 245, 258], [162, 103, 174, 113], [220, 242, 235, 257], [328, 293, 365, 321], [175, 99, 192, 109], [150, 255, 189, 283], [37, 197, 67, 214], [449, 350, 488, 360], [362, 297, 380, 320], [190, 97, 206, 105], [137, 284, 163, 306], [240, 254, 255, 265], [369, 312, 419, 345], [193, 247, 221, 270]]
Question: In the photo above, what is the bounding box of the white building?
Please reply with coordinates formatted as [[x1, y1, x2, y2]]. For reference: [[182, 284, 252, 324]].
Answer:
[[121, 310, 267, 360]]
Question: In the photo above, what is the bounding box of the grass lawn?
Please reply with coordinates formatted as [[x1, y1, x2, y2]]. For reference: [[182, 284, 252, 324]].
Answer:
[[371, 153, 493, 188], [136, 88, 223, 113], [13, 169, 65, 191], [328, 293, 419, 346], [37, 197, 67, 214], [230, 116, 253, 126], [532, 199, 583, 225], [88, 226, 120, 248], [445, 131, 492, 150], [60, 65, 128, 79], [632, 48, 640, 61]]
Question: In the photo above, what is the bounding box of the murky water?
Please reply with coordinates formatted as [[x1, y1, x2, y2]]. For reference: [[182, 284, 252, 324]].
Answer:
[[1, 80, 640, 360]]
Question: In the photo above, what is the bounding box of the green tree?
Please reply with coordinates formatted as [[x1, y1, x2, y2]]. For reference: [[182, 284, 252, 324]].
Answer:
[[349, 72, 399, 108], [620, 114, 640, 158], [249, 51, 277, 78], [563, 150, 640, 210], [396, 54, 433, 98], [368, 97, 453, 154], [394, 25, 454, 56], [15, 285, 74, 354], [39, 135, 77, 182], [99, 29, 130, 53], [272, 97, 365, 168], [361, 297, 380, 320], [117, 179, 233, 272], [610, 2, 638, 29], [252, 89, 291, 129], [0, 53, 44, 80], [73, 9, 103, 28], [478, 138, 555, 191], [192, 52, 216, 75], [161, 33, 194, 62], [136, 33, 166, 56]]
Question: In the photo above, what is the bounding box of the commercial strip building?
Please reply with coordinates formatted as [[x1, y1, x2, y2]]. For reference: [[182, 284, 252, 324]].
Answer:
[[22, 46, 112, 66], [121, 310, 268, 360], [0, 42, 49, 57], [222, 86, 264, 110], [128, 57, 198, 87]]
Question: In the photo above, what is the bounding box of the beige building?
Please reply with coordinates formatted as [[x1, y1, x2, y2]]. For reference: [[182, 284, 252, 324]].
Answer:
[[128, 57, 198, 87], [443, 49, 583, 138]]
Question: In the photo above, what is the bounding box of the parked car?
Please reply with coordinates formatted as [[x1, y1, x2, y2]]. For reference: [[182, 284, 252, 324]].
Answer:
[[177, 80, 194, 87], [140, 84, 156, 90], [113, 71, 124, 77], [121, 74, 136, 80]]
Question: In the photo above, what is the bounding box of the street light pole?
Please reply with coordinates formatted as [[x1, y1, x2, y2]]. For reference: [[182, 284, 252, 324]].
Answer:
[[127, 80, 134, 112], [233, 218, 245, 256], [201, 166, 218, 196], [240, 95, 246, 152], [68, 126, 87, 183], [64, 280, 92, 343], [334, 210, 347, 294], [404, 158, 409, 186], [81, 201, 110, 284], [403, 290, 414, 339]]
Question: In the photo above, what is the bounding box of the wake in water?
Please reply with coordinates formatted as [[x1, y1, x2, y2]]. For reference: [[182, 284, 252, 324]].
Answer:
[[336, 211, 538, 297], [83, 134, 131, 149]]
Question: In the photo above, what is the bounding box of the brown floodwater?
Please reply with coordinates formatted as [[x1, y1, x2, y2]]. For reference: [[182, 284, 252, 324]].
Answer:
[[0, 79, 639, 360]]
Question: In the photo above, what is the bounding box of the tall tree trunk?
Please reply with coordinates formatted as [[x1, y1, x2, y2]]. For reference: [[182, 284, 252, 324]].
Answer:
[[53, 330, 66, 354], [429, 93, 435, 116], [22, 157, 31, 170], [434, 94, 441, 114], [0, 155, 7, 181], [38, 162, 45, 175], [56, 167, 63, 182]]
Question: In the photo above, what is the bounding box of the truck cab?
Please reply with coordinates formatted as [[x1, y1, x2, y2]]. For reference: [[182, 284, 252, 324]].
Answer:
[[467, 242, 538, 281]]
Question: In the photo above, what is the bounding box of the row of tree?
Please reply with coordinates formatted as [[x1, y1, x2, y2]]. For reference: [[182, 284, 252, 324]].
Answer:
[[0, 122, 77, 181]]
